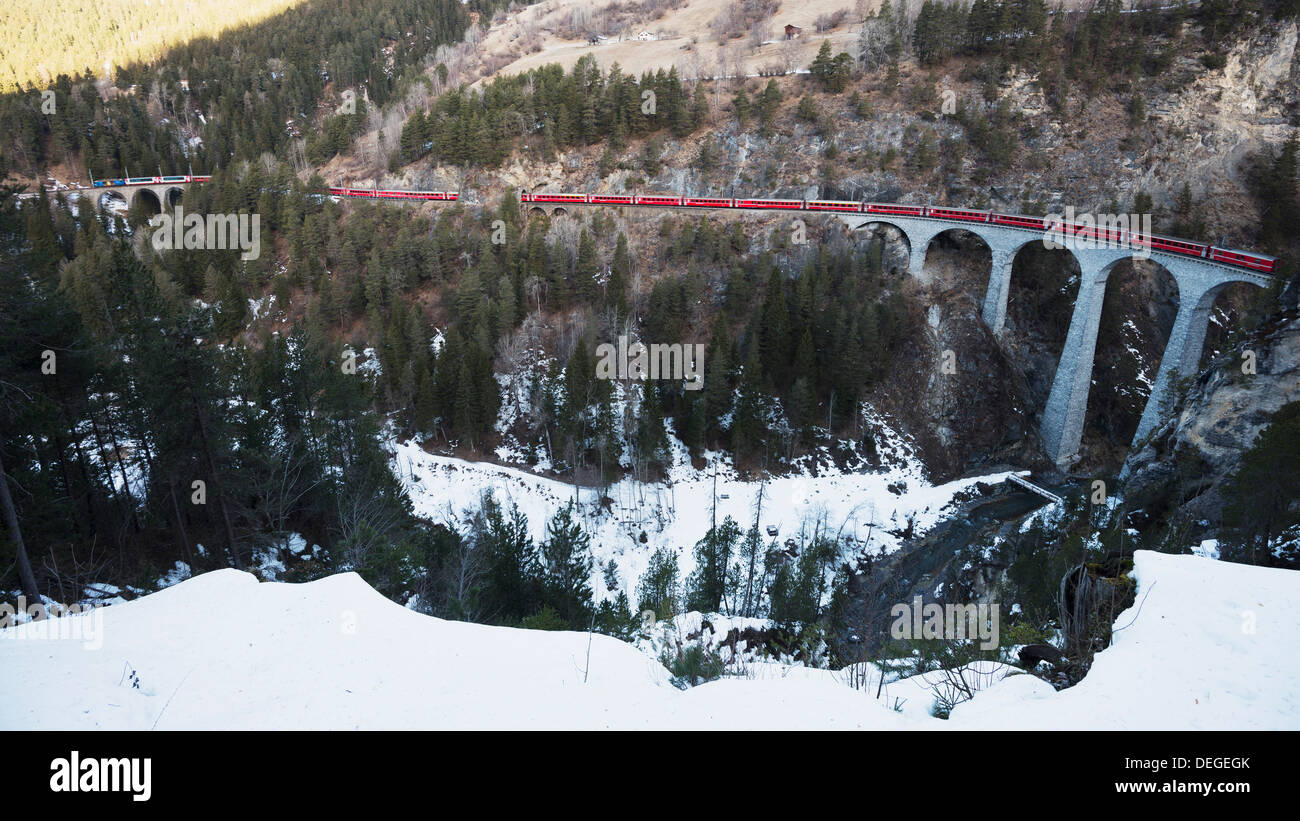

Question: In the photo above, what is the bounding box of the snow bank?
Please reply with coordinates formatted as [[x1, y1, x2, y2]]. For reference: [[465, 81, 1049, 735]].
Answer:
[[2, 551, 1295, 730], [950, 551, 1300, 730], [0, 569, 918, 729]]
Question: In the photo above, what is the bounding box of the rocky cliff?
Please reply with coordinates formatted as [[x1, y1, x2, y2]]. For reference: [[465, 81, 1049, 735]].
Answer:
[[1123, 294, 1300, 528]]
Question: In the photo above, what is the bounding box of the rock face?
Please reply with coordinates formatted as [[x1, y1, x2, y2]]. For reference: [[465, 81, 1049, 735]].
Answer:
[[1178, 321, 1300, 468], [1138, 21, 1298, 242], [1124, 303, 1300, 524]]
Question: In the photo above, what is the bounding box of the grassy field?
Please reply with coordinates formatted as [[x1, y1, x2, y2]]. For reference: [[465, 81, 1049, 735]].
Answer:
[[1, 0, 308, 89]]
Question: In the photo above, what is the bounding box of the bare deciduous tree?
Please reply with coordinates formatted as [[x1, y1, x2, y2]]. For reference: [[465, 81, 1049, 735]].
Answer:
[[858, 15, 894, 70]]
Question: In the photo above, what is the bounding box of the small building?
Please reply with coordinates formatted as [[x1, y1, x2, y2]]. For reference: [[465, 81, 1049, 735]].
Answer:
[[784, 24, 802, 40]]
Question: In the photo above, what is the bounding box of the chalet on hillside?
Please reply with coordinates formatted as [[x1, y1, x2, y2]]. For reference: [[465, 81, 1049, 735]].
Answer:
[[784, 24, 802, 40]]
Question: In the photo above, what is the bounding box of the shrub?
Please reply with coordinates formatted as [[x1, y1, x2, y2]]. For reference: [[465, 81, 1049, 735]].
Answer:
[[521, 606, 568, 631], [663, 644, 726, 688]]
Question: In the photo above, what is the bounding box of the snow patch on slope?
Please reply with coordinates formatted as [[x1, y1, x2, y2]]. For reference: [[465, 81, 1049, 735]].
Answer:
[[389, 436, 1020, 606]]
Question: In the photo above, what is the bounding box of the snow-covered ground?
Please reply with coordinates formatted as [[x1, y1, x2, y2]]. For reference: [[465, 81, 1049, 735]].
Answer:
[[390, 427, 1022, 605], [2, 550, 1295, 730], [952, 551, 1300, 730]]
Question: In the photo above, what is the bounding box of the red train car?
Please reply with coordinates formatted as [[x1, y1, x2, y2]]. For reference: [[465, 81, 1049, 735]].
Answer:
[[635, 194, 682, 206], [807, 200, 863, 212], [590, 194, 634, 205], [736, 198, 803, 210], [682, 197, 735, 208], [1130, 232, 1208, 258], [1054, 220, 1128, 245], [992, 213, 1048, 230], [927, 206, 991, 223], [1208, 247, 1276, 273], [864, 203, 925, 216]]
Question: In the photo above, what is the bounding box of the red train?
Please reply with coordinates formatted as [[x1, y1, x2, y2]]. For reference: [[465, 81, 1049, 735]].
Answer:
[[80, 176, 1280, 274], [95, 179, 1275, 275], [511, 191, 1276, 275]]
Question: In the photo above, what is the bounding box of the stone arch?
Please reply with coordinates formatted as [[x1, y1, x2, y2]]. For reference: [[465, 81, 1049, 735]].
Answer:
[[93, 189, 128, 213], [134, 187, 163, 215], [165, 186, 185, 207], [916, 226, 994, 291], [988, 237, 1084, 409], [834, 213, 1279, 467], [984, 236, 1079, 334], [1130, 270, 1270, 447], [850, 219, 913, 277], [1196, 280, 1262, 372], [549, 206, 568, 218], [1084, 255, 1181, 451], [1039, 247, 1148, 465], [527, 206, 548, 220]]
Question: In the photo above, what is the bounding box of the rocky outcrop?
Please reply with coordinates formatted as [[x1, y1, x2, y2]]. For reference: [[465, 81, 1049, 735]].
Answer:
[[1123, 303, 1300, 524]]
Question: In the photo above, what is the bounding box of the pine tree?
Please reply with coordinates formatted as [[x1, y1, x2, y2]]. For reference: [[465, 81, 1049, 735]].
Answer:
[[730, 342, 766, 460], [636, 382, 669, 467], [1257, 134, 1299, 250], [384, 307, 410, 400], [477, 496, 542, 623], [769, 538, 828, 628], [541, 501, 595, 627], [595, 590, 637, 640], [690, 82, 709, 130], [732, 87, 751, 125], [637, 546, 680, 620], [759, 80, 783, 128], [797, 95, 820, 123], [415, 366, 436, 432], [693, 137, 719, 173], [608, 232, 630, 315], [810, 40, 835, 88], [686, 516, 742, 614], [1224, 402, 1300, 565], [702, 318, 733, 437]]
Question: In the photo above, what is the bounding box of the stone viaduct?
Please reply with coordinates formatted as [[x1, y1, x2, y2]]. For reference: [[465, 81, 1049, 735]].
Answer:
[[839, 213, 1272, 466], [84, 182, 187, 212]]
